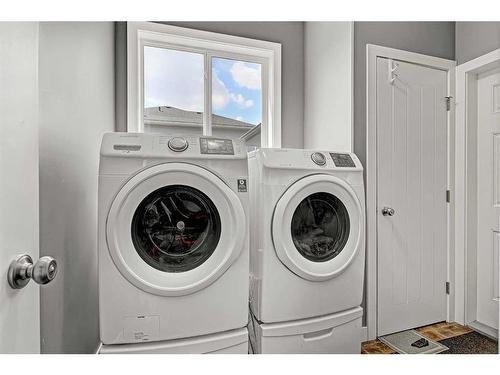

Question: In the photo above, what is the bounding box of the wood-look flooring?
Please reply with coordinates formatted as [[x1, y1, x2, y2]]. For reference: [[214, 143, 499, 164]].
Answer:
[[361, 321, 477, 354]]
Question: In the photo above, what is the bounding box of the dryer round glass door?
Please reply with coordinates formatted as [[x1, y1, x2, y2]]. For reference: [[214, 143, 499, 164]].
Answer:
[[290, 192, 350, 262], [106, 163, 246, 296], [272, 174, 363, 281]]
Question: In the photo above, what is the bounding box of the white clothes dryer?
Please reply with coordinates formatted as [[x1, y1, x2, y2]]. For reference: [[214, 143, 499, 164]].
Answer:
[[248, 148, 365, 323]]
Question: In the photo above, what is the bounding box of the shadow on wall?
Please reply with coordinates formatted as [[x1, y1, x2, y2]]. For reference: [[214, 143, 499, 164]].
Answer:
[[455, 22, 500, 64], [38, 22, 115, 354], [39, 154, 99, 352]]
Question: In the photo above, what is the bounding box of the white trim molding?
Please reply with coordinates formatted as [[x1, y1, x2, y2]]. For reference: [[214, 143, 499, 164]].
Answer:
[[366, 44, 456, 340], [454, 48, 500, 326], [126, 22, 282, 148]]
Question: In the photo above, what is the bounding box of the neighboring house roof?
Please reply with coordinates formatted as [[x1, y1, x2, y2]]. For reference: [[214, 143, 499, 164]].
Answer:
[[144, 106, 259, 129], [240, 123, 261, 141]]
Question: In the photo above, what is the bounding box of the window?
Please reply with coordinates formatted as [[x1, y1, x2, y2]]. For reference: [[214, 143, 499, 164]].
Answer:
[[127, 22, 282, 148]]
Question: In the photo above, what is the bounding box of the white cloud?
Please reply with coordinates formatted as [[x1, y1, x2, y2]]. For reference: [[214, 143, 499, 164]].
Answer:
[[212, 73, 230, 110], [143, 47, 204, 111], [230, 93, 254, 109], [213, 72, 254, 111], [236, 116, 244, 121], [230, 61, 261, 90], [232, 94, 251, 108], [230, 93, 244, 106]]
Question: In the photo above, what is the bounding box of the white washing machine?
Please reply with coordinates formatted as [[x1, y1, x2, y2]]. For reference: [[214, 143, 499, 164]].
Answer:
[[98, 133, 249, 348], [248, 148, 365, 324]]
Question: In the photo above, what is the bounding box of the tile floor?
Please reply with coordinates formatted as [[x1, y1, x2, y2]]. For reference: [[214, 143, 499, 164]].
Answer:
[[361, 321, 482, 354]]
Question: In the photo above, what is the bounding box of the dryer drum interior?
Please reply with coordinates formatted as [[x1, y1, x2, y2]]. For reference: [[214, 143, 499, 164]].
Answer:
[[131, 184, 222, 273], [290, 192, 350, 262]]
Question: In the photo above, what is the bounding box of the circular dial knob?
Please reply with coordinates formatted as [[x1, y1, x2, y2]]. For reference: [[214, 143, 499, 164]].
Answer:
[[168, 137, 188, 152], [311, 152, 326, 166]]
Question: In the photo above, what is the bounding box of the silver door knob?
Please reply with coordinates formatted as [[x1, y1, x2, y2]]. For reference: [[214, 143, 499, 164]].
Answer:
[[7, 254, 58, 289], [382, 207, 395, 216]]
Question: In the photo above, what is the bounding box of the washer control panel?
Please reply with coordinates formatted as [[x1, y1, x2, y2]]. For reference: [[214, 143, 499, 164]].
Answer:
[[102, 133, 246, 159], [330, 153, 356, 167], [200, 137, 234, 155], [311, 152, 326, 166], [168, 137, 189, 152]]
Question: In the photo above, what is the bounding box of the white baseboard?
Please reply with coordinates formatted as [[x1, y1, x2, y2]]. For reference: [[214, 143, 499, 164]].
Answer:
[[360, 326, 368, 342], [468, 320, 498, 341], [95, 342, 102, 354]]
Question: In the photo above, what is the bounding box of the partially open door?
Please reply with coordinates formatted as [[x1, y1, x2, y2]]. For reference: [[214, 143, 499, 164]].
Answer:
[[0, 22, 41, 353]]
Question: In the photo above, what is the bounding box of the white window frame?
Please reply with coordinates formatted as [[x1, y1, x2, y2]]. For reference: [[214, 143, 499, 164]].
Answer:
[[127, 22, 282, 148]]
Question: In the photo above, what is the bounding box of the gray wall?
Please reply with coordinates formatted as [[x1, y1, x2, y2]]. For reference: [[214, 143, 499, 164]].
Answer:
[[39, 22, 115, 353], [121, 22, 305, 149], [456, 22, 500, 64], [304, 22, 353, 152], [353, 22, 455, 169]]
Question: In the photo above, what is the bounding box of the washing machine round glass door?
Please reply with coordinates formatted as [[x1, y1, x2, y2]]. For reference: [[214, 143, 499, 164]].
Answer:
[[272, 174, 363, 281], [106, 163, 246, 296]]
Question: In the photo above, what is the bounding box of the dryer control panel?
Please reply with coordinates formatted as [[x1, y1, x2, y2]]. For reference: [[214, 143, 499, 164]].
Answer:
[[330, 153, 356, 168], [250, 148, 363, 171]]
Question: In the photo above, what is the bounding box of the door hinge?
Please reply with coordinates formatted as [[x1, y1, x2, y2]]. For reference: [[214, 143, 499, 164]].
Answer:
[[445, 282, 450, 295], [446, 189, 451, 203], [445, 96, 453, 111]]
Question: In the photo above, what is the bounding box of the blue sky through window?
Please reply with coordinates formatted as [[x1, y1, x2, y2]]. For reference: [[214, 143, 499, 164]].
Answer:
[[212, 57, 262, 126], [144, 46, 262, 126]]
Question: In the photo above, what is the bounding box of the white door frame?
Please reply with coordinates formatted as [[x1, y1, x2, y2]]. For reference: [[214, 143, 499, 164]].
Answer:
[[454, 48, 500, 335], [366, 44, 456, 340]]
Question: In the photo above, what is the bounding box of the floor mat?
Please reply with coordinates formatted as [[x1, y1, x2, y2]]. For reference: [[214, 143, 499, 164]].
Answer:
[[379, 329, 448, 354], [438, 331, 498, 354]]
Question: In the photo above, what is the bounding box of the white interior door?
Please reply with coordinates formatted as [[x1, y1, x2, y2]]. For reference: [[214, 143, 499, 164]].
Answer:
[[377, 57, 448, 336], [475, 68, 500, 332], [0, 22, 40, 353]]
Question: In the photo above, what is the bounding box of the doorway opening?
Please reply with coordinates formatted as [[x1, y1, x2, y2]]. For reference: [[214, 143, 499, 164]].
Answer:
[[455, 48, 500, 340], [366, 44, 456, 340]]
